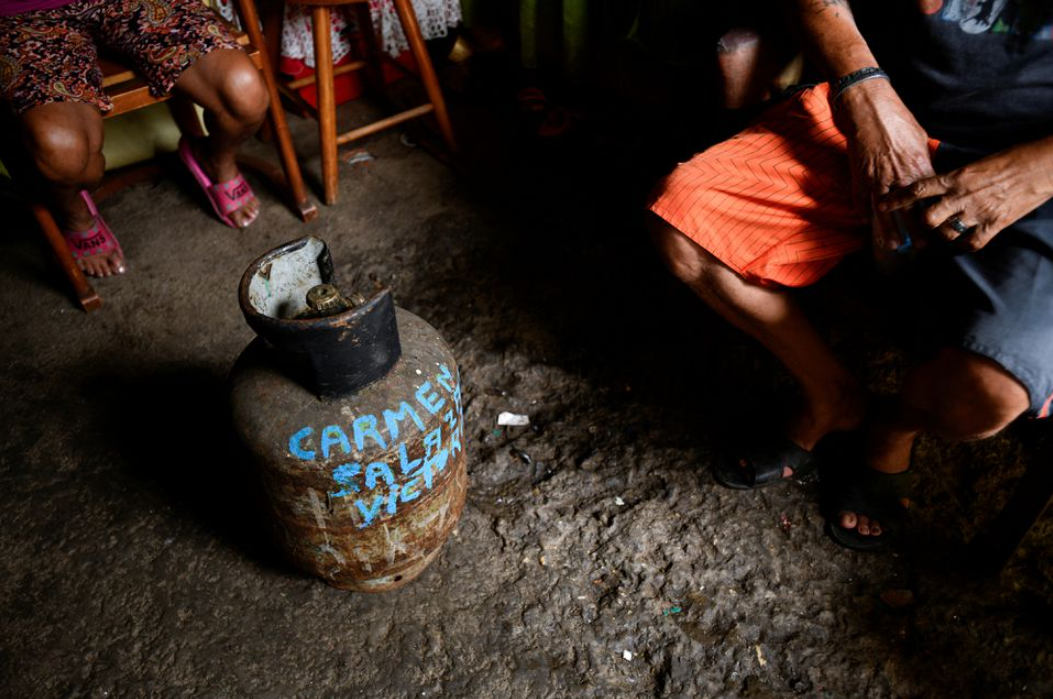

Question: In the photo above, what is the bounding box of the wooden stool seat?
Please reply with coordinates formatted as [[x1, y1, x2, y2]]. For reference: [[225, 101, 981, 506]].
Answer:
[[265, 0, 456, 204]]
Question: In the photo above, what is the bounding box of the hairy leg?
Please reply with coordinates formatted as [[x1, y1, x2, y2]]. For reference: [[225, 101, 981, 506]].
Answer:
[[649, 214, 866, 453], [841, 347, 1030, 536], [173, 48, 269, 228], [20, 101, 124, 277]]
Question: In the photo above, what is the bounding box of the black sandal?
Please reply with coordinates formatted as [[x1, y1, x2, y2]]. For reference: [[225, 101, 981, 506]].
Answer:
[[823, 465, 915, 552], [713, 433, 816, 490]]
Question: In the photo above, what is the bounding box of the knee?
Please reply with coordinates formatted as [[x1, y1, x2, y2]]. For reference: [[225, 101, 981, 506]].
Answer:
[[21, 114, 102, 187], [217, 61, 269, 125], [648, 214, 714, 287], [717, 28, 761, 56], [916, 348, 1030, 440]]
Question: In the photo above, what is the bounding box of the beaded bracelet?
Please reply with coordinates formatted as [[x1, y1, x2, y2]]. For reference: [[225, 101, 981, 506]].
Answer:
[[831, 67, 890, 102]]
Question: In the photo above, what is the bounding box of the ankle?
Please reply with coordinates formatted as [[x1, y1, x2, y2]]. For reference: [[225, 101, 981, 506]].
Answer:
[[863, 429, 916, 474], [57, 198, 95, 232], [193, 137, 238, 183], [786, 380, 868, 450]]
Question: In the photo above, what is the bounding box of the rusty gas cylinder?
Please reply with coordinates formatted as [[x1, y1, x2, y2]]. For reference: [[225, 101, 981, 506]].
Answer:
[[229, 237, 467, 592]]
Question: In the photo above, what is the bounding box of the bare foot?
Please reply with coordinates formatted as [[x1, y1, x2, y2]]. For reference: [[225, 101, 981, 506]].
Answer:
[[838, 399, 916, 538], [720, 381, 868, 486], [189, 138, 260, 228], [838, 495, 909, 538]]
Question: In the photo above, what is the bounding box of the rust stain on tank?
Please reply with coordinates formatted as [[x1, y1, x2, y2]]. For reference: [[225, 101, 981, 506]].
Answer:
[[230, 237, 468, 592]]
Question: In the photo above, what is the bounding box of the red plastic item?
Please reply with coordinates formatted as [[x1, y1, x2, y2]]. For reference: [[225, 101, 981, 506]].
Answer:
[[279, 31, 419, 110]]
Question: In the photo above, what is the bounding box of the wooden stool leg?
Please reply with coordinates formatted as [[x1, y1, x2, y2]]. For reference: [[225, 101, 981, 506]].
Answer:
[[30, 201, 101, 312], [312, 5, 339, 206], [351, 2, 386, 97], [391, 0, 456, 152], [970, 427, 1053, 575], [236, 0, 318, 221], [255, 0, 284, 143]]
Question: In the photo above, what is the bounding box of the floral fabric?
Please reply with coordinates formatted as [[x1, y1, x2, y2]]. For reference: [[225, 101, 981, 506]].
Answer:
[[0, 0, 240, 114], [278, 0, 461, 69]]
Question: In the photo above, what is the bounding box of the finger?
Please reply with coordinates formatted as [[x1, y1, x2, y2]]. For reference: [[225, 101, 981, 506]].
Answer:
[[919, 193, 968, 230], [890, 210, 912, 250], [932, 214, 970, 244], [932, 210, 984, 244], [879, 176, 950, 212], [871, 211, 904, 251], [953, 222, 1000, 252], [909, 219, 932, 250]]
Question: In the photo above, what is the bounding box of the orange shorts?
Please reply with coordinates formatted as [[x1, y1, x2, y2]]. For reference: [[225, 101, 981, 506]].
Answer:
[[649, 83, 931, 288]]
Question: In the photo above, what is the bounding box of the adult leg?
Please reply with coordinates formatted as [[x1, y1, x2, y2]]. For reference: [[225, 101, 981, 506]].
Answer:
[[830, 197, 1053, 542], [647, 84, 875, 483], [1, 8, 123, 276], [838, 347, 1029, 537], [19, 102, 124, 277], [97, 0, 268, 227], [172, 48, 269, 228], [649, 215, 867, 454]]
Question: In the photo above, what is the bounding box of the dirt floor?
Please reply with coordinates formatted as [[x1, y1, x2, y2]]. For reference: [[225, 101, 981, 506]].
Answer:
[[1, 59, 1052, 699]]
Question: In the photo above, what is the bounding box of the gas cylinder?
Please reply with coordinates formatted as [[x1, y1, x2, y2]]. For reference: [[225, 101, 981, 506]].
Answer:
[[229, 237, 467, 592]]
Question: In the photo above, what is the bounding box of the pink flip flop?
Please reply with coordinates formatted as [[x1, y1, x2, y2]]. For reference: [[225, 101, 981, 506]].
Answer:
[[63, 190, 126, 276], [178, 137, 258, 229]]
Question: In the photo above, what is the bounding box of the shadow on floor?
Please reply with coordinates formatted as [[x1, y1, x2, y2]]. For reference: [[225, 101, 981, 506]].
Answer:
[[82, 364, 299, 578]]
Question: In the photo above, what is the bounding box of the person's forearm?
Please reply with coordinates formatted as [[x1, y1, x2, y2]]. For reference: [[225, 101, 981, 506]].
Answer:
[[1018, 134, 1053, 196], [789, 0, 877, 79], [990, 134, 1053, 201], [789, 0, 918, 152]]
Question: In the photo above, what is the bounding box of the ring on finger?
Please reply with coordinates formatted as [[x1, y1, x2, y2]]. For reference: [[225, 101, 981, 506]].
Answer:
[[947, 215, 971, 235]]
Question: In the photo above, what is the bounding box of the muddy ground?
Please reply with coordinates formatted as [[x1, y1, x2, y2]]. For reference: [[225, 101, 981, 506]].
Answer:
[[1, 58, 1051, 699]]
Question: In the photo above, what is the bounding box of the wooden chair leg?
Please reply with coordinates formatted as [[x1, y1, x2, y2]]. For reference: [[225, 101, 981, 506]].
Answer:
[[312, 5, 339, 206], [236, 0, 318, 221], [391, 0, 456, 152], [352, 2, 386, 97], [970, 424, 1053, 575], [260, 0, 284, 87], [255, 0, 284, 143], [30, 200, 101, 312]]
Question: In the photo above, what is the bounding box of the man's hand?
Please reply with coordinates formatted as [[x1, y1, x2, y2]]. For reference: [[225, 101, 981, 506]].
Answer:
[[835, 78, 935, 251], [879, 139, 1053, 252], [788, 0, 936, 251]]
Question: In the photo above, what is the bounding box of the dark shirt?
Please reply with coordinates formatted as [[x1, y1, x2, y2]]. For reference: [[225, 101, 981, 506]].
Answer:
[[854, 0, 1053, 151]]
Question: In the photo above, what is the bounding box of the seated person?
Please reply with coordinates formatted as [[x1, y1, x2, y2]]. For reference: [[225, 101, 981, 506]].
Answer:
[[648, 0, 1053, 550], [0, 0, 270, 277]]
